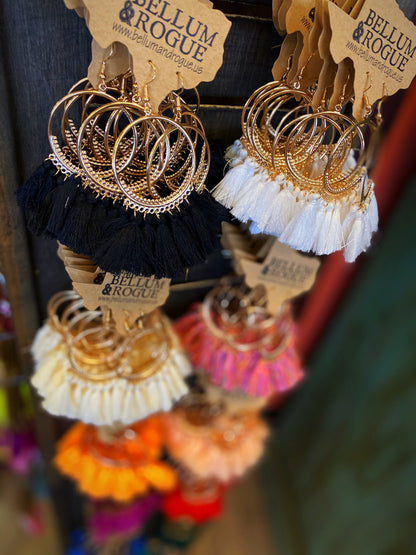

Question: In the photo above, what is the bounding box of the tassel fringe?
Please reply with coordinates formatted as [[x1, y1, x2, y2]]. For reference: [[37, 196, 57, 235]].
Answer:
[[17, 159, 228, 278], [163, 410, 269, 483], [55, 420, 176, 502], [174, 304, 304, 398], [88, 493, 161, 545], [31, 322, 191, 426], [213, 142, 378, 262]]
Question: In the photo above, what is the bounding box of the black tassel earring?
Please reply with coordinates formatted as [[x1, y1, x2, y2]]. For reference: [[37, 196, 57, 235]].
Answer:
[[17, 55, 227, 278]]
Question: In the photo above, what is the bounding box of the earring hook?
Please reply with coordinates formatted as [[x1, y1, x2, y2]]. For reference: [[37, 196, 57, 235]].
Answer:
[[375, 82, 388, 126], [334, 74, 350, 112], [142, 60, 157, 113], [282, 54, 293, 81], [144, 60, 157, 87], [98, 43, 117, 91], [291, 52, 314, 90], [362, 72, 373, 117], [103, 43, 116, 64], [175, 72, 185, 96], [363, 72, 372, 94]]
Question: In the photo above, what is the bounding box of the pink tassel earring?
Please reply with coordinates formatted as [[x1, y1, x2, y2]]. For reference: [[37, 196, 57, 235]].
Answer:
[[175, 283, 304, 398]]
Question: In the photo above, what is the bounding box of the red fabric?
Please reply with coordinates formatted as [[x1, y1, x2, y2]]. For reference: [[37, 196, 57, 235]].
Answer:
[[161, 486, 223, 525]]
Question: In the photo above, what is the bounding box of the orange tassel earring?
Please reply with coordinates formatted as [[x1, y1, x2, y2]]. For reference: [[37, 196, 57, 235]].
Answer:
[[54, 415, 177, 503]]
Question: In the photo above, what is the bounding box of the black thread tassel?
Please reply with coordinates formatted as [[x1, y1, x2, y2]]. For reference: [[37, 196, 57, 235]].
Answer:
[[16, 152, 228, 278]]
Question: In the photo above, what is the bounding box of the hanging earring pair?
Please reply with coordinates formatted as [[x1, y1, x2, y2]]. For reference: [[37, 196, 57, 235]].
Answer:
[[54, 416, 177, 502], [213, 59, 313, 218], [252, 83, 378, 261], [31, 291, 191, 425], [162, 391, 269, 483], [67, 64, 210, 212], [174, 281, 304, 398], [17, 50, 227, 278], [214, 68, 381, 262]]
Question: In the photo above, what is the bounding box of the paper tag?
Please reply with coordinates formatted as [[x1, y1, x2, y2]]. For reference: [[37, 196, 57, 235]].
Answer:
[[76, 0, 231, 110], [309, 0, 347, 50], [286, 0, 316, 36], [328, 0, 416, 119], [272, 32, 298, 81], [241, 240, 320, 313], [232, 247, 258, 275], [64, 0, 85, 8], [272, 0, 319, 81], [75, 271, 170, 333], [65, 266, 101, 284], [286, 0, 320, 88], [273, 0, 285, 35], [86, 5, 215, 85], [272, 0, 342, 87], [205, 381, 266, 412], [313, 0, 357, 108], [312, 0, 339, 109], [328, 56, 355, 109], [221, 221, 272, 266], [63, 0, 87, 17], [221, 222, 252, 252], [277, 0, 293, 33], [57, 243, 171, 333], [328, 1, 363, 109]]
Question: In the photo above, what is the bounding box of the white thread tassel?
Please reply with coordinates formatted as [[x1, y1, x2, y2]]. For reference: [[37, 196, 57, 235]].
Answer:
[[312, 203, 335, 255], [327, 203, 344, 253], [366, 188, 379, 233], [31, 324, 62, 362], [213, 159, 256, 208], [278, 194, 320, 252], [342, 186, 378, 263], [343, 210, 365, 263], [230, 171, 271, 222], [258, 181, 298, 236], [215, 139, 379, 260]]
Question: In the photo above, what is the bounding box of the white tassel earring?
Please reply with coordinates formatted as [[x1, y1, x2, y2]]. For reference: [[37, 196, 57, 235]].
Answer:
[[215, 70, 381, 263], [213, 61, 313, 226], [266, 108, 378, 260]]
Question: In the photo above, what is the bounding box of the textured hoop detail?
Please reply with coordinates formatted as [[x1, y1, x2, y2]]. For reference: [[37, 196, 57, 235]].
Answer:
[[48, 89, 117, 175], [112, 114, 198, 214]]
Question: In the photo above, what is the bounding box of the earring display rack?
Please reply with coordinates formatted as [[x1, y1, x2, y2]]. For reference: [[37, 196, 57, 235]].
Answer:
[[0, 0, 415, 550]]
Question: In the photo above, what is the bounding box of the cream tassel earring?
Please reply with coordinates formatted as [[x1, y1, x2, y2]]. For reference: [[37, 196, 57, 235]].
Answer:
[[31, 291, 191, 425]]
